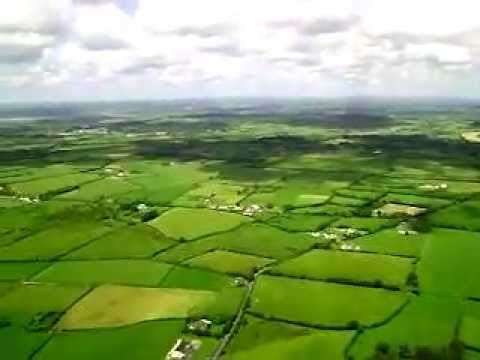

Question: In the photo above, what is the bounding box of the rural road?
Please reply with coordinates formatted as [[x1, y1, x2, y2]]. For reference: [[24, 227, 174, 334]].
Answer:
[[209, 268, 269, 360]]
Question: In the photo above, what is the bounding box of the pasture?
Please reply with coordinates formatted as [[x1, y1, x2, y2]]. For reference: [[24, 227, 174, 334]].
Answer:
[[270, 249, 414, 288], [149, 208, 250, 240], [249, 275, 407, 327]]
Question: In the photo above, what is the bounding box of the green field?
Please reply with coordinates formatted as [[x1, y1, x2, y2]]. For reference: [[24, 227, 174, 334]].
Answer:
[[250, 275, 407, 327], [0, 283, 89, 326], [1, 99, 480, 358], [352, 228, 428, 257], [10, 172, 99, 197], [270, 249, 413, 288], [461, 301, 480, 350], [417, 229, 480, 297], [64, 224, 175, 259], [32, 260, 173, 287], [185, 250, 273, 278], [35, 320, 185, 360], [160, 265, 235, 291], [0, 220, 114, 260], [58, 284, 217, 329], [429, 201, 480, 231], [149, 208, 250, 240], [349, 295, 460, 359], [0, 262, 50, 281], [266, 213, 335, 232], [225, 315, 354, 360]]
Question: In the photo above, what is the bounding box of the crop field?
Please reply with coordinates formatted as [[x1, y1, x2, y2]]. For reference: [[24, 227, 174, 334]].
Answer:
[[1, 99, 480, 359]]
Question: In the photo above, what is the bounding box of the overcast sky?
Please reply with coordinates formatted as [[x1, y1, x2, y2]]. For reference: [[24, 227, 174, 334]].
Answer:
[[0, 0, 479, 102]]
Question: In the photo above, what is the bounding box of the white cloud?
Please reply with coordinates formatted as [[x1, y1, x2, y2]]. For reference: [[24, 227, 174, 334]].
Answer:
[[0, 0, 479, 99]]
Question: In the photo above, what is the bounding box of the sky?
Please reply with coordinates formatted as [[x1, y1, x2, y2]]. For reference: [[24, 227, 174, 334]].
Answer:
[[0, 0, 479, 102]]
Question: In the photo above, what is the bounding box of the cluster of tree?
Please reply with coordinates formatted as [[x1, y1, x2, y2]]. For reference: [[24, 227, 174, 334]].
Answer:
[[367, 340, 464, 360]]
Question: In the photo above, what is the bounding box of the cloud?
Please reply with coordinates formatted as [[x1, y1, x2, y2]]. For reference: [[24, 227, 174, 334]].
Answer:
[[171, 23, 233, 38], [272, 16, 359, 35], [0, 0, 480, 98]]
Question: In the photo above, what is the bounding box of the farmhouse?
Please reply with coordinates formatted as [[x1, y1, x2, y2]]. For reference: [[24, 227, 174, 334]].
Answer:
[[372, 203, 427, 217], [166, 338, 201, 360], [243, 204, 263, 217], [397, 222, 418, 236], [188, 318, 212, 333], [418, 183, 448, 191]]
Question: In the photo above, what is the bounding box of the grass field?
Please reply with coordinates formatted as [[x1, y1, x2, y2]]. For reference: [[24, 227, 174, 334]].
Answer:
[[173, 180, 246, 207], [250, 275, 407, 327], [32, 260, 173, 287], [64, 224, 175, 259], [429, 201, 480, 231], [202, 223, 319, 259], [417, 229, 480, 297], [10, 172, 99, 197], [59, 178, 141, 201], [160, 266, 235, 291], [349, 295, 460, 359], [225, 315, 354, 360], [35, 320, 185, 360], [0, 283, 89, 326], [185, 250, 273, 277], [0, 220, 114, 260], [379, 193, 451, 209], [461, 301, 480, 350], [58, 284, 217, 329], [0, 261, 50, 281], [1, 326, 50, 360], [352, 228, 429, 257], [270, 249, 413, 288], [331, 217, 396, 232], [267, 213, 335, 232], [149, 208, 250, 240]]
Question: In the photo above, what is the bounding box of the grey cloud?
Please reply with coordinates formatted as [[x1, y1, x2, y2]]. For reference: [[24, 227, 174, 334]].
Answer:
[[271, 16, 358, 35], [0, 45, 45, 63], [200, 43, 245, 57], [80, 34, 129, 51], [73, 0, 112, 5], [172, 23, 233, 38], [118, 57, 171, 75]]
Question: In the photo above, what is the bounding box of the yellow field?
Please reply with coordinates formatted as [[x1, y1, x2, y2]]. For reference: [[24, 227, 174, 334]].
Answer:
[[58, 284, 216, 330]]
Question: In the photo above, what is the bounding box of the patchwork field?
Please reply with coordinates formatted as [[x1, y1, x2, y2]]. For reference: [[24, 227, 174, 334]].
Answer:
[[2, 99, 480, 359]]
